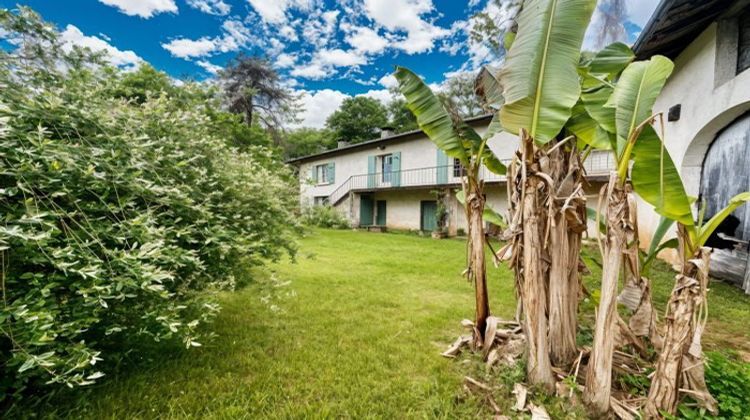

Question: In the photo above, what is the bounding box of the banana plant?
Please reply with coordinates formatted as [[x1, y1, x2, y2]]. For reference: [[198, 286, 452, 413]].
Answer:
[[638, 162, 750, 415], [394, 66, 506, 344], [497, 0, 596, 390]]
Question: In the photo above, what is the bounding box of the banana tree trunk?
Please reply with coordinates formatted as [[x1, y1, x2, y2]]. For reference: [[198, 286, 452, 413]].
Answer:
[[547, 146, 586, 368], [465, 177, 490, 343], [510, 131, 555, 390], [645, 226, 717, 417], [584, 174, 629, 416]]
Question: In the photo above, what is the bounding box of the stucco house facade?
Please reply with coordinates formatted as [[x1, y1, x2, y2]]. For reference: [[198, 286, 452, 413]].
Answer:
[[289, 115, 614, 235], [633, 0, 750, 292]]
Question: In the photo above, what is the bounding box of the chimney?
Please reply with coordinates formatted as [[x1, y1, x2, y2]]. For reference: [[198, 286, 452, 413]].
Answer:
[[337, 140, 350, 149], [380, 126, 395, 139]]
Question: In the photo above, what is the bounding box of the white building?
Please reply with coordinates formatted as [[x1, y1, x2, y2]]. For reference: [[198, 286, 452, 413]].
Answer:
[[289, 116, 614, 235], [633, 0, 750, 292]]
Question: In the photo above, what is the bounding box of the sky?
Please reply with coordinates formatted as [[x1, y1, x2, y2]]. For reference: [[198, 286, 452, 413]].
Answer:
[[1, 0, 659, 128]]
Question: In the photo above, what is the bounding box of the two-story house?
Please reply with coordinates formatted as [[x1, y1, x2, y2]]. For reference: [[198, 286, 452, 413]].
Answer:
[[289, 115, 615, 235], [633, 0, 750, 293]]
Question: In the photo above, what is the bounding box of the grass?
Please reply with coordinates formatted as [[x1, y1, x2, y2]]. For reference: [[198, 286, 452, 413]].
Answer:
[[23, 229, 750, 418]]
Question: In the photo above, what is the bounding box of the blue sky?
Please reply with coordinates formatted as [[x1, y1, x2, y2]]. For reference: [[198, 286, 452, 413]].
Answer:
[[1, 0, 658, 127]]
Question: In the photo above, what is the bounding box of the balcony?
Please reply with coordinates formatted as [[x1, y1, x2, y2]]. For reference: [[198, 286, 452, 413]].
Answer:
[[328, 151, 616, 205]]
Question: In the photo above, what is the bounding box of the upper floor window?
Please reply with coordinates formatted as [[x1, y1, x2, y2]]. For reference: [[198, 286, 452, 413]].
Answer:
[[453, 158, 466, 177], [312, 162, 335, 185], [738, 8, 750, 74], [381, 154, 393, 183]]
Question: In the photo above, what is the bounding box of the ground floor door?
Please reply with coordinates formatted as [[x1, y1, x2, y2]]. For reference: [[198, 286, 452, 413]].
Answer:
[[420, 200, 438, 232], [376, 200, 387, 226], [360, 195, 374, 226]]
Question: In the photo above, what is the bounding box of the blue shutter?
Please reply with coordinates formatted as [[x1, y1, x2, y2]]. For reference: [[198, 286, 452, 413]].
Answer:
[[367, 155, 376, 188], [391, 152, 401, 187], [327, 162, 335, 184], [436, 149, 449, 184]]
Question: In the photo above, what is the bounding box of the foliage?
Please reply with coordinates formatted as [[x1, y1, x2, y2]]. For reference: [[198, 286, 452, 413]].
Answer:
[[499, 0, 597, 144], [281, 127, 334, 159], [300, 206, 350, 229], [109, 64, 177, 104], [0, 7, 300, 400], [387, 98, 418, 134], [437, 72, 485, 118], [325, 96, 388, 144], [677, 352, 750, 419]]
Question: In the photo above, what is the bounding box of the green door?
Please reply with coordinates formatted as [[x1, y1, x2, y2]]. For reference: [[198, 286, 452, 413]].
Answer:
[[420, 201, 438, 232], [360, 195, 374, 226], [376, 200, 387, 226]]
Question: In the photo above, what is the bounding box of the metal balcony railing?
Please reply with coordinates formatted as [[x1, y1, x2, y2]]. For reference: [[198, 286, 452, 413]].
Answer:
[[327, 151, 615, 205]]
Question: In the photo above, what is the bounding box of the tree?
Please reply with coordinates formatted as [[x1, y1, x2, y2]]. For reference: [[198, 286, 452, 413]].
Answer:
[[111, 64, 175, 103], [496, 0, 596, 390], [438, 73, 484, 118], [387, 98, 418, 133], [282, 128, 334, 159], [592, 0, 627, 50], [219, 55, 293, 133], [395, 67, 506, 346], [325, 96, 388, 143]]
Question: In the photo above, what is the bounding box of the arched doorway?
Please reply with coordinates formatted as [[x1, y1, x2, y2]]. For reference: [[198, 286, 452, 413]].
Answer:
[[699, 112, 750, 292]]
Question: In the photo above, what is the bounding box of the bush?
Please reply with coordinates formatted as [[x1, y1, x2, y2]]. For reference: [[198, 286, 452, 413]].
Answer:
[[676, 351, 750, 419], [301, 205, 350, 229], [0, 8, 299, 400]]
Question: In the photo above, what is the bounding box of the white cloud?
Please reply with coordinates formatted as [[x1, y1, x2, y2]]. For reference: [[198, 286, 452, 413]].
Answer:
[[293, 89, 350, 128], [628, 0, 659, 27], [98, 0, 177, 18], [317, 48, 367, 67], [290, 62, 328, 79], [302, 9, 339, 48], [186, 0, 230, 15], [360, 88, 393, 104], [196, 60, 222, 75], [275, 53, 297, 68], [60, 25, 142, 68], [378, 74, 398, 89], [344, 25, 389, 54], [161, 18, 253, 58], [363, 0, 449, 54], [247, 0, 313, 24], [162, 37, 217, 58]]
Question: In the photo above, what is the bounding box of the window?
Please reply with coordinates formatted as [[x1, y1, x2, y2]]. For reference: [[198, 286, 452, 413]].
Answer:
[[453, 158, 466, 177], [738, 8, 750, 74], [313, 162, 334, 185], [313, 196, 329, 206], [381, 154, 393, 183]]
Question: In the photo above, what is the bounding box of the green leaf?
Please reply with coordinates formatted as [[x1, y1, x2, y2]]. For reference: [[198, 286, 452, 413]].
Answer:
[[480, 115, 507, 175], [566, 101, 614, 150], [606, 55, 674, 158], [585, 207, 606, 234], [631, 125, 694, 227], [394, 66, 469, 163], [498, 0, 596, 144], [503, 31, 516, 51], [582, 85, 616, 134], [642, 216, 677, 272], [697, 192, 750, 248], [475, 66, 504, 111], [588, 42, 635, 75]]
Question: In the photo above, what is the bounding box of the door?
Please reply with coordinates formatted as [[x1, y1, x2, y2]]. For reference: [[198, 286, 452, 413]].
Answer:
[[376, 200, 387, 226], [420, 200, 438, 232], [381, 154, 393, 184], [360, 195, 374, 226]]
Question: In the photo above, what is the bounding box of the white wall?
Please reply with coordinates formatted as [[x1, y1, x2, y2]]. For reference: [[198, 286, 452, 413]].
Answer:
[[638, 21, 750, 254]]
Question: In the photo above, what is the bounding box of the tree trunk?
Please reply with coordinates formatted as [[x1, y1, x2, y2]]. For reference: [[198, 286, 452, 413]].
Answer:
[[584, 174, 628, 416], [645, 227, 716, 417], [466, 178, 490, 343], [510, 131, 555, 391], [547, 146, 586, 368]]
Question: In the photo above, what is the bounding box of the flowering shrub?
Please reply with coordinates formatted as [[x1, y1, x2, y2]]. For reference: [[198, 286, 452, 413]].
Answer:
[[0, 8, 299, 399]]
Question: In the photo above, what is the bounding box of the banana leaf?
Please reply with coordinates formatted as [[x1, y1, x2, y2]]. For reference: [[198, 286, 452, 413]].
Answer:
[[566, 101, 614, 150], [697, 192, 750, 248], [588, 42, 635, 76], [394, 66, 470, 163], [605, 55, 674, 158], [498, 0, 596, 144]]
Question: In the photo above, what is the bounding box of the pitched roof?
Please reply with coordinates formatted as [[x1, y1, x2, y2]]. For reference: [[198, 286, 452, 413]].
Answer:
[[633, 0, 740, 60], [286, 114, 493, 164]]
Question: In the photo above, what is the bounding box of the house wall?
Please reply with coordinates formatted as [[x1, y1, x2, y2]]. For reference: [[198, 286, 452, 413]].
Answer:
[[638, 20, 750, 258]]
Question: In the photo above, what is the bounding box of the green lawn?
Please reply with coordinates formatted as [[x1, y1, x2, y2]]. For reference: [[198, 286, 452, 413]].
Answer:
[[33, 229, 750, 418]]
